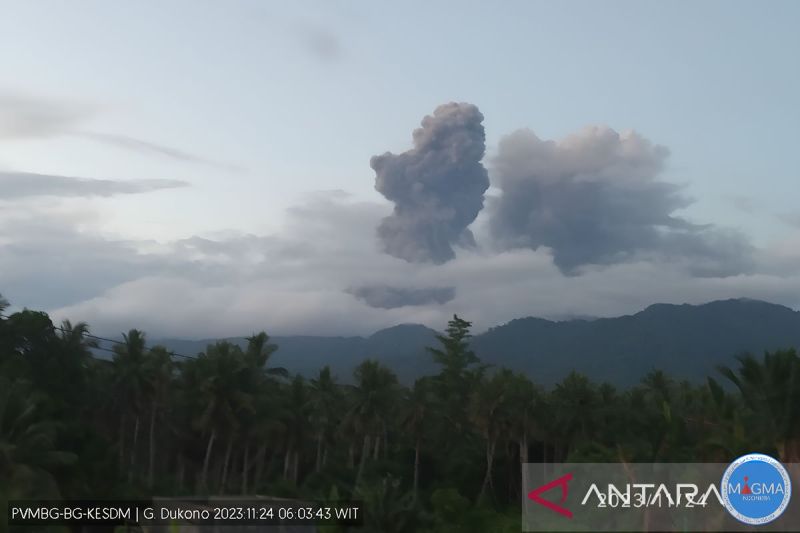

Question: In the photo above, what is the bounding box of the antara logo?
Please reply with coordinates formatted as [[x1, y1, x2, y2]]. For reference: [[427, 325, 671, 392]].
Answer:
[[527, 473, 574, 518]]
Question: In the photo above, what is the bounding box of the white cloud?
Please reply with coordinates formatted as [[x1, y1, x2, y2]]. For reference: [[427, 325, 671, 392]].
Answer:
[[9, 191, 791, 338]]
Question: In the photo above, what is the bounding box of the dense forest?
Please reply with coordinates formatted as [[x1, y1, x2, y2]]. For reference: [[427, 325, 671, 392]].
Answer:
[[1, 292, 799, 532]]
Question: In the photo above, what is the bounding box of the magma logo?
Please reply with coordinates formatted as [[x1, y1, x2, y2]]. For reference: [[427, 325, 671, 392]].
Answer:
[[721, 453, 792, 525]]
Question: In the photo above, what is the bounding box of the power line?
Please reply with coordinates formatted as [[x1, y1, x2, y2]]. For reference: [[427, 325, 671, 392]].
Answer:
[[0, 311, 197, 360]]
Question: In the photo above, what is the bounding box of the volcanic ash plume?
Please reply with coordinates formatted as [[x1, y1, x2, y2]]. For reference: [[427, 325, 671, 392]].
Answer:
[[488, 126, 753, 276], [371, 102, 490, 264]]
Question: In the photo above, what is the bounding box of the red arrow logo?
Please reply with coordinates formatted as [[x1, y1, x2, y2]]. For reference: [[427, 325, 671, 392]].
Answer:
[[527, 472, 574, 518]]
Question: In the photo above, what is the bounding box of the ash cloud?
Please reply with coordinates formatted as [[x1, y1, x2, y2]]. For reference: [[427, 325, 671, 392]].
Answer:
[[488, 126, 754, 276], [371, 102, 490, 264], [348, 285, 456, 309]]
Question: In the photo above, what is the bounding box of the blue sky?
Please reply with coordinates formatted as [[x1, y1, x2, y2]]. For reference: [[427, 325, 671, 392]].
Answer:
[[1, 1, 799, 336]]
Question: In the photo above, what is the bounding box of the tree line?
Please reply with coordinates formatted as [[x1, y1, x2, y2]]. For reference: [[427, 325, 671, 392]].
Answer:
[[1, 294, 799, 532]]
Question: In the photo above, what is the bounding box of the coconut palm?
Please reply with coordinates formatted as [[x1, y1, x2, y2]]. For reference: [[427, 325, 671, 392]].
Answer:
[[696, 377, 749, 460], [244, 332, 287, 378], [143, 345, 174, 488], [309, 366, 342, 473], [400, 376, 437, 500], [550, 371, 598, 461], [503, 372, 543, 464], [0, 377, 76, 499], [356, 474, 418, 533], [348, 360, 398, 485], [470, 369, 513, 504], [112, 329, 149, 481], [189, 341, 254, 492], [718, 349, 800, 461]]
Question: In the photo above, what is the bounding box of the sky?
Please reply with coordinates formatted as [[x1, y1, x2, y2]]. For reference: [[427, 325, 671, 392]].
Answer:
[[1, 0, 799, 338]]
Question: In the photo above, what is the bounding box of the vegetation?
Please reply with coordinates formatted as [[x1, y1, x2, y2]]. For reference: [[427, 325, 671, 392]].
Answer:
[[1, 294, 798, 532]]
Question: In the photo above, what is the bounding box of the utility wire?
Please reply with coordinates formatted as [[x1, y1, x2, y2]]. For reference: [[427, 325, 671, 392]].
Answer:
[[0, 311, 197, 360]]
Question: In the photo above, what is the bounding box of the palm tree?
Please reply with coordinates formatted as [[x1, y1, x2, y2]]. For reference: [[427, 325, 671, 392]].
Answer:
[[696, 377, 749, 460], [248, 384, 287, 493], [244, 332, 287, 378], [0, 377, 77, 499], [718, 349, 800, 461], [356, 474, 418, 533], [4, 311, 69, 400], [550, 371, 598, 461], [348, 360, 398, 485], [48, 320, 98, 411], [639, 370, 678, 460], [226, 332, 286, 494], [112, 329, 149, 481], [470, 370, 512, 504], [0, 294, 10, 362], [309, 366, 342, 473], [401, 377, 434, 501], [189, 341, 254, 492], [281, 375, 311, 485], [504, 372, 542, 464], [143, 345, 174, 489]]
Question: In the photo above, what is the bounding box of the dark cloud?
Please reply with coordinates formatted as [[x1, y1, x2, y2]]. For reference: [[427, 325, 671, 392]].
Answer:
[[347, 285, 456, 309], [660, 229, 756, 277], [488, 126, 754, 276], [371, 102, 490, 264], [0, 171, 188, 199]]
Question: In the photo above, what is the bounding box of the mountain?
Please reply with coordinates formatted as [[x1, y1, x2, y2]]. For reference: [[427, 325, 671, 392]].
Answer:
[[472, 298, 800, 385], [156, 323, 439, 384], [155, 299, 800, 386]]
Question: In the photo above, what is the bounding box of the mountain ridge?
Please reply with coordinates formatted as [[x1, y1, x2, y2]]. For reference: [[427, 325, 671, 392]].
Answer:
[[153, 298, 800, 385]]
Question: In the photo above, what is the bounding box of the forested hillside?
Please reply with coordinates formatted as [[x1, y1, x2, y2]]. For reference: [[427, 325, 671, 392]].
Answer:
[[154, 299, 800, 385], [2, 293, 799, 532]]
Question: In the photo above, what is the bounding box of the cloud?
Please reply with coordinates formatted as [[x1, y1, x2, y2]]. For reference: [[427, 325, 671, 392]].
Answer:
[[0, 209, 170, 310], [371, 102, 490, 264], [729, 195, 758, 214], [45, 242, 800, 340], [0, 91, 240, 171], [0, 92, 90, 138], [71, 132, 244, 173], [488, 126, 755, 276], [779, 212, 800, 228], [347, 285, 456, 309], [0, 171, 188, 199], [0, 189, 792, 339], [298, 25, 343, 62]]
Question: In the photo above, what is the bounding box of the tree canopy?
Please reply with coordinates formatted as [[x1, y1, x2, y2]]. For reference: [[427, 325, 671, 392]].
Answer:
[[1, 297, 798, 532]]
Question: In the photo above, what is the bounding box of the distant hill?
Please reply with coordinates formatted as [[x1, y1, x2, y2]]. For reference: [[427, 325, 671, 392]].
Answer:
[[157, 323, 439, 384], [471, 298, 800, 385], [155, 299, 800, 386]]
